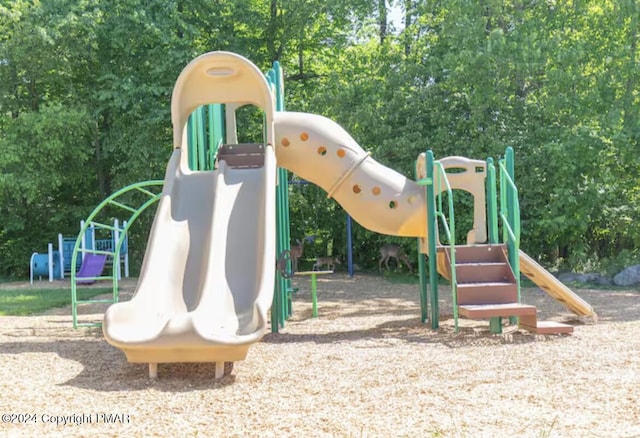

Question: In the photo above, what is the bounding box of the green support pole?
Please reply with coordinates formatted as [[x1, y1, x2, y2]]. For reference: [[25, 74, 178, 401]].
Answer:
[[417, 250, 428, 323], [269, 61, 293, 332], [415, 161, 429, 324], [273, 61, 294, 319], [426, 151, 439, 329], [311, 273, 318, 317], [273, 181, 285, 332], [208, 104, 225, 170], [187, 116, 197, 170], [486, 157, 499, 244], [196, 107, 206, 170], [505, 147, 520, 326], [506, 147, 516, 268], [487, 156, 501, 332]]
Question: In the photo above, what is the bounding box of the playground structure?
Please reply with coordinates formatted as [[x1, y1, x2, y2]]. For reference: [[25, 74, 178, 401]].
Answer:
[[70, 182, 162, 328], [86, 51, 594, 378], [30, 220, 129, 284]]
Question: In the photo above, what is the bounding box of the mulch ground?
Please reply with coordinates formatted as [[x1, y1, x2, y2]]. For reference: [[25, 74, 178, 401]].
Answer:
[[0, 273, 638, 437]]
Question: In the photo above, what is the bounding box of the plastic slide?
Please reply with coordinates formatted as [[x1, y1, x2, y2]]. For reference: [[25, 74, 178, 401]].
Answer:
[[103, 148, 276, 365], [101, 51, 449, 377], [102, 51, 597, 376], [519, 250, 597, 321], [102, 52, 277, 377], [76, 254, 108, 284], [274, 111, 428, 238]]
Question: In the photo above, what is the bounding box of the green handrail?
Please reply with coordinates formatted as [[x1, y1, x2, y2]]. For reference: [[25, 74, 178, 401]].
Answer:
[[433, 161, 458, 332], [424, 150, 458, 331], [498, 147, 521, 308], [486, 157, 499, 244]]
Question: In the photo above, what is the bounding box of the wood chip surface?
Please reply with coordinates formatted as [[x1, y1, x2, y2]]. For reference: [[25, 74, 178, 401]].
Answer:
[[0, 274, 638, 437]]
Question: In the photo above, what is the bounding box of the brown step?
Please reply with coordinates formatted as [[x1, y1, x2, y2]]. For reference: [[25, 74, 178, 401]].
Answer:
[[448, 244, 508, 264], [519, 315, 574, 334], [458, 303, 537, 319], [457, 282, 518, 305], [455, 262, 515, 284]]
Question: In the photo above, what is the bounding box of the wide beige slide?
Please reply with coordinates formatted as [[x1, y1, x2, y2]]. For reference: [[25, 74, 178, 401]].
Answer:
[[519, 250, 597, 321], [103, 52, 277, 378]]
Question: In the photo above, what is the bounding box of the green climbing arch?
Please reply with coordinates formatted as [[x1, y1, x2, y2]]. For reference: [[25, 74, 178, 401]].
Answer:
[[71, 180, 163, 328]]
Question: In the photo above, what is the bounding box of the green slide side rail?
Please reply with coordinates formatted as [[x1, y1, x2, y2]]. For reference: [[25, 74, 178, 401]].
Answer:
[[498, 147, 521, 321], [71, 180, 163, 328], [432, 160, 457, 331]]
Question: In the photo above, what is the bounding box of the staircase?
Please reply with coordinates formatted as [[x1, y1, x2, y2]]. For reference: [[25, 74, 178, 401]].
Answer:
[[443, 244, 573, 335]]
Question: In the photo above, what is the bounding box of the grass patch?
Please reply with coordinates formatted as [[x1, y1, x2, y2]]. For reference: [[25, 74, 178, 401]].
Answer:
[[0, 288, 111, 316]]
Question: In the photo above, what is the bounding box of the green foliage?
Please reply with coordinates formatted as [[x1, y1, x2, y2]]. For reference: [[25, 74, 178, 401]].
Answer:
[[0, 104, 95, 277], [0, 0, 638, 277], [0, 287, 110, 316]]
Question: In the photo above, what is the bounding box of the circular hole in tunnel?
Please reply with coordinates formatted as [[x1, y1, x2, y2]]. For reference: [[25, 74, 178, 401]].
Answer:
[[317, 146, 327, 156]]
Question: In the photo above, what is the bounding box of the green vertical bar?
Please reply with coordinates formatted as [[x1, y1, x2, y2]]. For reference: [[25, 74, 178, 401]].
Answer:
[[208, 104, 225, 170], [417, 249, 428, 323], [273, 177, 285, 330], [269, 61, 294, 330], [187, 116, 197, 170], [279, 168, 289, 324], [415, 157, 428, 323], [506, 147, 516, 267], [311, 273, 318, 317], [506, 147, 520, 325], [269, 63, 292, 332], [426, 151, 439, 329], [486, 157, 499, 244], [490, 317, 502, 334], [196, 107, 206, 171], [275, 61, 294, 316], [500, 160, 507, 244]]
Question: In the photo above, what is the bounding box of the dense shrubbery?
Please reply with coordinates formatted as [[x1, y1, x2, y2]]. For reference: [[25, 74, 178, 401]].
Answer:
[[1, 1, 638, 278]]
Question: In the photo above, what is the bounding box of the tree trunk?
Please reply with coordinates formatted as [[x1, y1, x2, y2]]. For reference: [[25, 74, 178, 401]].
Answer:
[[94, 120, 107, 199], [378, 0, 387, 45], [298, 28, 305, 77], [623, 0, 637, 131], [176, 0, 183, 39], [404, 0, 412, 56], [267, 0, 278, 62]]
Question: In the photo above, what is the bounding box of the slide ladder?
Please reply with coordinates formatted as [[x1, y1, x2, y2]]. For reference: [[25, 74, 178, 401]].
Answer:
[[425, 147, 592, 334], [441, 244, 574, 334]]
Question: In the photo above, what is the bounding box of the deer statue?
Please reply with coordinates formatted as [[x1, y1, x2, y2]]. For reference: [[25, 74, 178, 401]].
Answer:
[[290, 239, 304, 273], [378, 244, 412, 272], [313, 256, 341, 271]]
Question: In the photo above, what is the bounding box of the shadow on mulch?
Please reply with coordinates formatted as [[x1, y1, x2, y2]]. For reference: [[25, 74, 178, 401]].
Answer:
[[263, 316, 567, 349], [0, 335, 237, 392], [2, 275, 636, 395]]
